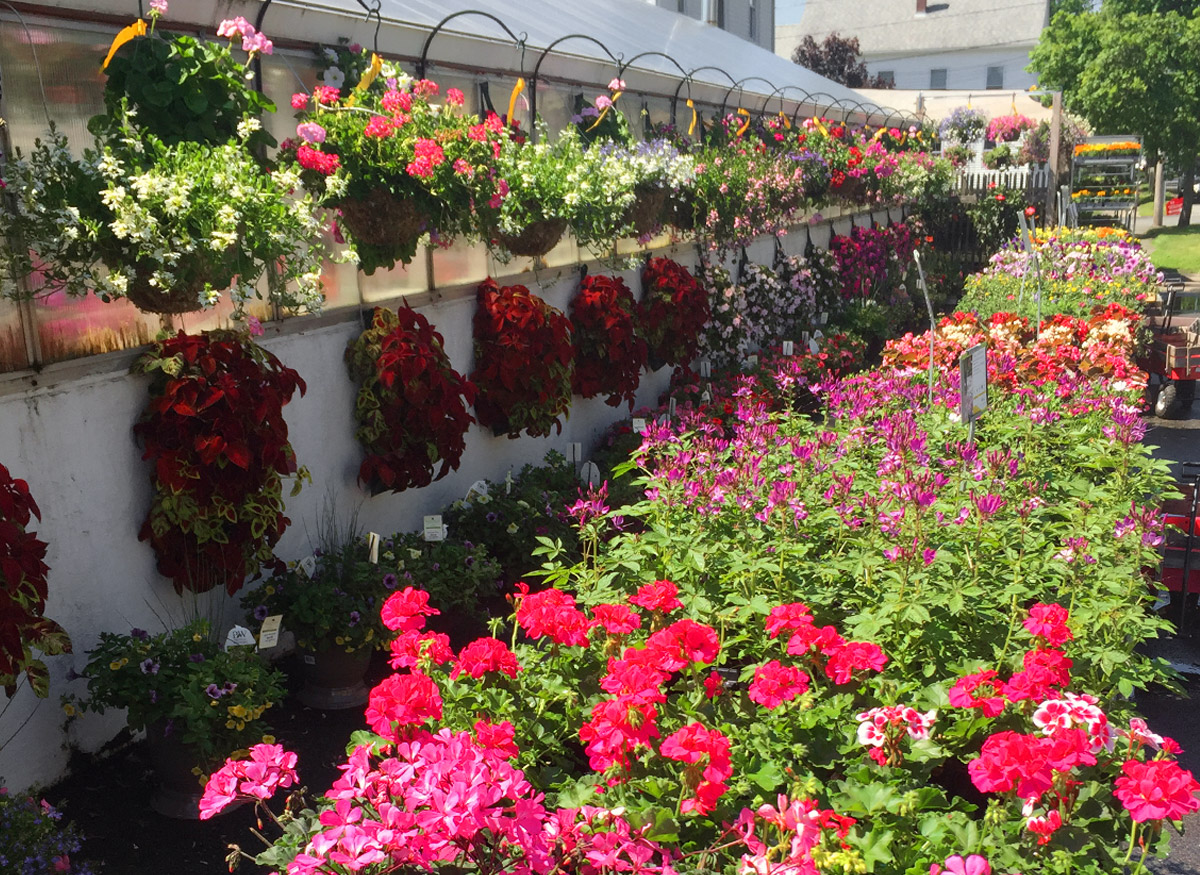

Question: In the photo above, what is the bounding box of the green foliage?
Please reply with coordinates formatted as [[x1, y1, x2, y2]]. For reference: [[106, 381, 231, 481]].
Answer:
[[1030, 4, 1200, 163], [442, 451, 582, 584], [241, 534, 393, 654], [67, 619, 285, 769], [967, 185, 1025, 253], [94, 31, 275, 150], [384, 532, 504, 632]]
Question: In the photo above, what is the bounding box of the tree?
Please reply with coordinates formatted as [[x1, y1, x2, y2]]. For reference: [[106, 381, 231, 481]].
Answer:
[[791, 33, 895, 89], [1030, 2, 1200, 225]]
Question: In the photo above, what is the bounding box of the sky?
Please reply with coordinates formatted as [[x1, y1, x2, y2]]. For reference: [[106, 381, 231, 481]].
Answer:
[[776, 0, 807, 25]]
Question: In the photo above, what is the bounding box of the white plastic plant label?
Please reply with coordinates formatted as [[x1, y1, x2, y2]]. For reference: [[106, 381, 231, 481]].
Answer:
[[808, 338, 820, 355], [782, 340, 794, 356], [423, 515, 445, 542], [580, 461, 602, 487], [668, 397, 677, 417], [367, 532, 381, 564], [298, 555, 317, 578], [224, 625, 257, 651], [258, 615, 283, 650], [699, 360, 713, 379], [632, 417, 647, 433], [465, 479, 489, 503]]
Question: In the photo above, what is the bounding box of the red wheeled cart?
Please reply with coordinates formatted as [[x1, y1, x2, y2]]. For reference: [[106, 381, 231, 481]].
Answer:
[[1141, 281, 1199, 419]]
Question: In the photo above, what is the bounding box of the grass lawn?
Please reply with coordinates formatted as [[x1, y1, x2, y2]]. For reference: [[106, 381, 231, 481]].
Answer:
[[1143, 223, 1200, 276]]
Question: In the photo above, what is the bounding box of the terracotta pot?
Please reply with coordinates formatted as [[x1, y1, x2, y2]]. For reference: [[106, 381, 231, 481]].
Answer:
[[339, 187, 425, 248], [145, 720, 208, 819], [298, 647, 372, 710], [498, 218, 568, 258]]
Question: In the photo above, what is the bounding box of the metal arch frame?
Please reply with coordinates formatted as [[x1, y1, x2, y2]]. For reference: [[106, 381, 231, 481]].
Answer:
[[416, 10, 527, 80], [671, 64, 737, 117], [616, 50, 690, 84], [792, 92, 840, 127], [759, 84, 812, 120], [615, 51, 692, 129], [529, 34, 623, 141], [717, 76, 777, 120]]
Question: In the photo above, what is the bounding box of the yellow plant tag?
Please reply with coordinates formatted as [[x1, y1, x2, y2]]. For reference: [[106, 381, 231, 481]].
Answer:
[[346, 52, 384, 105], [687, 98, 697, 136], [102, 19, 147, 70], [736, 107, 751, 137], [507, 77, 526, 123]]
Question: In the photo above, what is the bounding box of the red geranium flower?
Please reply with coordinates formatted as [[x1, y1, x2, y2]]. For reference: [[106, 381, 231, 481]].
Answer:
[[1115, 759, 1200, 822]]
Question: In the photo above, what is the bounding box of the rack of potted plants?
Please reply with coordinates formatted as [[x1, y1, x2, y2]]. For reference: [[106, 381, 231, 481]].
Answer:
[[241, 532, 392, 709], [65, 618, 285, 818], [282, 46, 504, 274], [0, 8, 324, 317]]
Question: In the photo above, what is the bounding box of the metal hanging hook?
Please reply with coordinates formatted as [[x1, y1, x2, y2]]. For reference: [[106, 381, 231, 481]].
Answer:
[[416, 11, 527, 80]]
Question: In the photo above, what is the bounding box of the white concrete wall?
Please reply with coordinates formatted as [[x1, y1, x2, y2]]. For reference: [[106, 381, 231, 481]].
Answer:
[[864, 49, 1037, 93], [0, 210, 898, 792]]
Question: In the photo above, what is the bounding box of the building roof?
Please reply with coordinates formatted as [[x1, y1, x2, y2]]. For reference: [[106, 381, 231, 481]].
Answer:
[[28, 0, 874, 111], [777, 0, 1049, 59]]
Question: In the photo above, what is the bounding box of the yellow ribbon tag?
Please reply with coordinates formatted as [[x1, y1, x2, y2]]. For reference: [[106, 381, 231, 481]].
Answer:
[[872, 126, 887, 142], [345, 53, 383, 107], [813, 116, 829, 137], [102, 19, 147, 70], [778, 110, 791, 130], [357, 53, 383, 92], [587, 91, 622, 132], [687, 98, 697, 137], [736, 107, 750, 137], [507, 77, 526, 124]]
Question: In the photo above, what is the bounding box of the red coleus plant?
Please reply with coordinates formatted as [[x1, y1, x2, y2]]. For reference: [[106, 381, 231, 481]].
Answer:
[[471, 279, 574, 439], [132, 331, 307, 595], [345, 306, 476, 494], [570, 273, 647, 409], [638, 257, 709, 369], [0, 463, 70, 697]]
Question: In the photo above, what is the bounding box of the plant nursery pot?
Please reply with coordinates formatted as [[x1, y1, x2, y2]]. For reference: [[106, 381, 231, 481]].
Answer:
[[498, 218, 568, 258], [145, 720, 208, 819], [298, 647, 372, 710], [339, 187, 425, 248], [626, 187, 669, 237]]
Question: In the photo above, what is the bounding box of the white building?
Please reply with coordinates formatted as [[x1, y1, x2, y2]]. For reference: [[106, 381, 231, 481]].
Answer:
[[645, 0, 776, 52], [776, 0, 1049, 93]]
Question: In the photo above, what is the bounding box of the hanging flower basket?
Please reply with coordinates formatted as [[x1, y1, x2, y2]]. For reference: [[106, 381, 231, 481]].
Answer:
[[666, 193, 697, 231], [626, 186, 669, 238], [125, 258, 238, 315], [337, 187, 425, 249], [497, 218, 569, 258]]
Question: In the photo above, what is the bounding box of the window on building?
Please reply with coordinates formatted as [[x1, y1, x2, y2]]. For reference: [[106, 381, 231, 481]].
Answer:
[[930, 68, 947, 89], [986, 66, 1004, 89], [749, 0, 757, 39], [877, 70, 895, 86]]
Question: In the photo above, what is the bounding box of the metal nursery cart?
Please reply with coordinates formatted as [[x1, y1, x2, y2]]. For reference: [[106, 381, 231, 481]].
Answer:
[[1070, 137, 1141, 231], [1141, 279, 1199, 419]]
